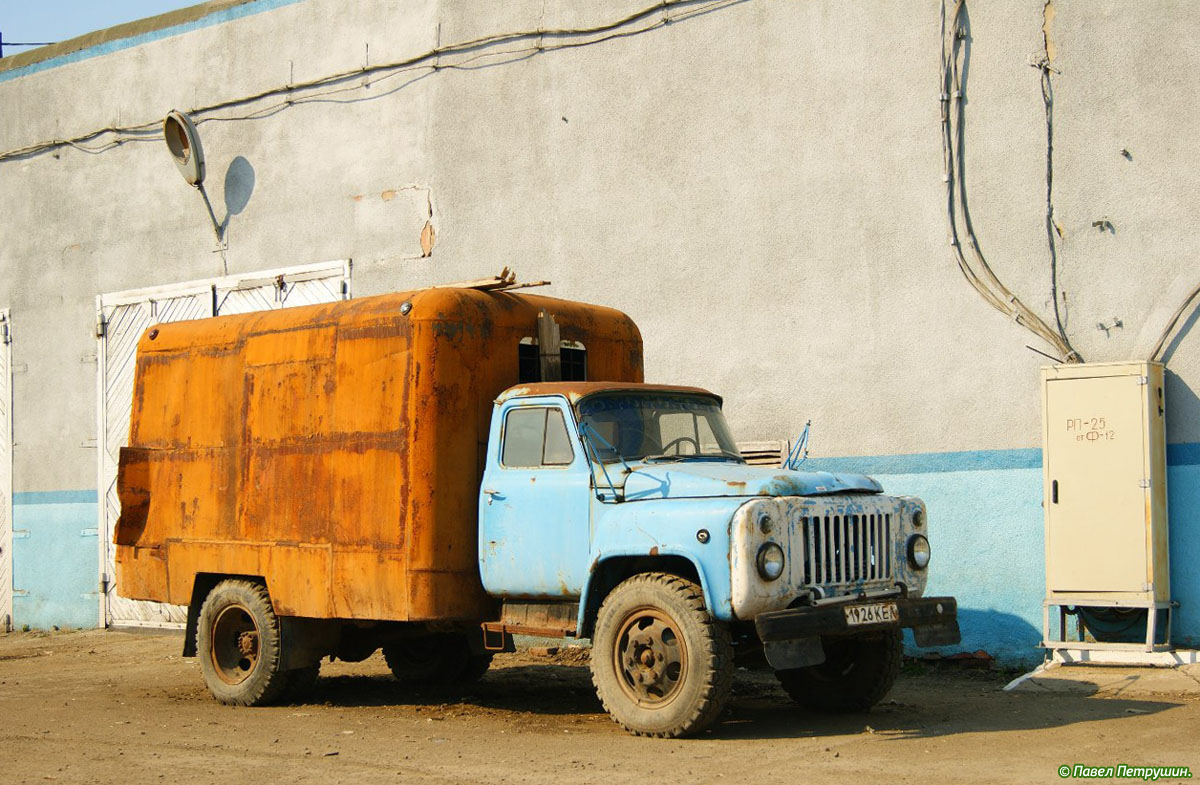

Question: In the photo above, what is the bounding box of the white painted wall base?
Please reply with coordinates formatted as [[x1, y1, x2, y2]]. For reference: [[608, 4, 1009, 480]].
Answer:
[[1048, 647, 1200, 667]]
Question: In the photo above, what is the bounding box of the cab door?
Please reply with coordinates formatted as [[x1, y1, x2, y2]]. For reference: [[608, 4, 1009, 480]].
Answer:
[[479, 398, 592, 598]]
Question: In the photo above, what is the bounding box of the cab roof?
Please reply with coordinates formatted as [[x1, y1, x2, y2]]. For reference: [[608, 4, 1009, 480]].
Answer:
[[496, 382, 721, 406]]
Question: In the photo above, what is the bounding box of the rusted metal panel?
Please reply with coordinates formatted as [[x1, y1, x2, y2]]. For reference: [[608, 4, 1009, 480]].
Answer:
[[100, 263, 351, 629], [116, 288, 643, 623], [496, 600, 580, 637]]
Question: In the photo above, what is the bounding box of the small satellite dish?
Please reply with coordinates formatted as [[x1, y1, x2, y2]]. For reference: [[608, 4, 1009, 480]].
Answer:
[[163, 110, 205, 186]]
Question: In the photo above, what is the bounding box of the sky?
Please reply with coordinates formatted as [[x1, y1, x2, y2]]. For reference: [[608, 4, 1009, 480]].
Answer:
[[0, 1, 199, 57]]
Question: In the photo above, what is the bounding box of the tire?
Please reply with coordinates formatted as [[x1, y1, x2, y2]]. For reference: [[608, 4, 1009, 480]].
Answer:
[[590, 573, 734, 738], [196, 579, 290, 706], [458, 650, 495, 683], [776, 629, 902, 712], [280, 662, 321, 703], [382, 633, 492, 686]]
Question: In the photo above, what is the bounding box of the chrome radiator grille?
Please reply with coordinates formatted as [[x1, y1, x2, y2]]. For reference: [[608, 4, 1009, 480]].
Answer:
[[802, 512, 893, 586]]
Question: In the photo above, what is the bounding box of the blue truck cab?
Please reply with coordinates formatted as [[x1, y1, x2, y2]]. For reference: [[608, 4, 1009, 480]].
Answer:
[[477, 381, 960, 738]]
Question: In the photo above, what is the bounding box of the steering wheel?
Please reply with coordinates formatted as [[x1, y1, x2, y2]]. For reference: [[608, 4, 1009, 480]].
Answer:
[[660, 436, 700, 456]]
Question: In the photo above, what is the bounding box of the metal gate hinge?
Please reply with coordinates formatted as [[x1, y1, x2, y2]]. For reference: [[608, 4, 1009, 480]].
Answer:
[[1136, 376, 1149, 385], [1139, 479, 1151, 488], [96, 313, 107, 338], [1, 320, 10, 345]]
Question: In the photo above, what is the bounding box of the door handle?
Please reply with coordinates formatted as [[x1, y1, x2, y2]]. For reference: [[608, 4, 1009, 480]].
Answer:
[[1051, 480, 1058, 504], [483, 488, 505, 505]]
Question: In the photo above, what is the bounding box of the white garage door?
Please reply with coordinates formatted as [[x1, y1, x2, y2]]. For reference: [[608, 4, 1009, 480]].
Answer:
[[0, 310, 12, 632], [97, 261, 350, 628]]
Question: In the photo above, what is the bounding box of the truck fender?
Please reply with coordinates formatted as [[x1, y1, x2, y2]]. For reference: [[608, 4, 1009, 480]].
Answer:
[[576, 552, 718, 639], [181, 573, 265, 658]]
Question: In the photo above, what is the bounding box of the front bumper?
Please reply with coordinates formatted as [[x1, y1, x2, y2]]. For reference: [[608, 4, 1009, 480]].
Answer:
[[754, 596, 961, 670]]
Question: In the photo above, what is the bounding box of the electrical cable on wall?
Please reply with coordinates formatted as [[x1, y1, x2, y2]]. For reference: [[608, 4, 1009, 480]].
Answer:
[[0, 0, 739, 164], [1149, 282, 1200, 363], [5, 0, 1197, 365], [939, 0, 1080, 363], [1036, 48, 1080, 362]]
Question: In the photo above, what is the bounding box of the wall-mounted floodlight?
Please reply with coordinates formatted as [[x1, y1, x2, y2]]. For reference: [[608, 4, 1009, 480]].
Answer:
[[164, 110, 206, 187], [163, 110, 223, 257]]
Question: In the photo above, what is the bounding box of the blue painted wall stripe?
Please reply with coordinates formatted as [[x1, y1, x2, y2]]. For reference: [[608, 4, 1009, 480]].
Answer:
[[806, 447, 1043, 475], [805, 441, 1200, 475], [0, 0, 308, 84], [1168, 441, 1200, 467], [12, 500, 102, 630], [14, 490, 100, 505]]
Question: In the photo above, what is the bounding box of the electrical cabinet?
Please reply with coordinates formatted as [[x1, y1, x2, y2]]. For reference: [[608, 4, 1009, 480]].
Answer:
[[1041, 361, 1172, 651]]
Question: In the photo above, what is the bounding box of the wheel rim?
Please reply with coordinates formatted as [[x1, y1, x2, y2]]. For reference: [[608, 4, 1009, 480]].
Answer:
[[612, 606, 687, 707], [210, 604, 260, 685]]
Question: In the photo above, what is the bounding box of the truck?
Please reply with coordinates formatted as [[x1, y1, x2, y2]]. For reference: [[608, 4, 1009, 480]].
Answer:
[[115, 285, 960, 738]]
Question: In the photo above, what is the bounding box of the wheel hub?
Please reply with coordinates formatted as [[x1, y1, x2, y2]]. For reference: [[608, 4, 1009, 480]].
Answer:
[[614, 608, 686, 706], [237, 631, 258, 657], [210, 604, 261, 686]]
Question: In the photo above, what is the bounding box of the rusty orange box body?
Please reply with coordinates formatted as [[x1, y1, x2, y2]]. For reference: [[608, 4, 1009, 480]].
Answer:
[[115, 288, 643, 623]]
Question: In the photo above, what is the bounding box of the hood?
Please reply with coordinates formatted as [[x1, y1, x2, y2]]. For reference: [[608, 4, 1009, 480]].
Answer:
[[616, 461, 882, 501]]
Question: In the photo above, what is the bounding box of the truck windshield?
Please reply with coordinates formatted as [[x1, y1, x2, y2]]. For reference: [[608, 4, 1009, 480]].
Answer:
[[577, 393, 744, 464]]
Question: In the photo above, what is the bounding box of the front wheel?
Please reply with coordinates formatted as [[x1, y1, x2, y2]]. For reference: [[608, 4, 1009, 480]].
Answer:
[[590, 573, 734, 738], [775, 629, 902, 712]]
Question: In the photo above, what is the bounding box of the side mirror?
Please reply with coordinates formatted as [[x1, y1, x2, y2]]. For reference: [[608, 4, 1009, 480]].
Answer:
[[163, 110, 205, 186]]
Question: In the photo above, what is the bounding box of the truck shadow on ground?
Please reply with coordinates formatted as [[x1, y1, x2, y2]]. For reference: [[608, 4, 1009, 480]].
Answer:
[[301, 660, 1183, 741], [314, 664, 601, 716]]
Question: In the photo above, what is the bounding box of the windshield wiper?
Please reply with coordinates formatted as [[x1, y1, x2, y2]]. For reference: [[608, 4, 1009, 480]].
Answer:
[[642, 454, 687, 463], [579, 423, 631, 469], [644, 451, 744, 463], [578, 422, 624, 502]]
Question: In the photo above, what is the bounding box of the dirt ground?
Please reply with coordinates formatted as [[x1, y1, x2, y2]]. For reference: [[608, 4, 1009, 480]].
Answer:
[[1, 630, 1197, 785]]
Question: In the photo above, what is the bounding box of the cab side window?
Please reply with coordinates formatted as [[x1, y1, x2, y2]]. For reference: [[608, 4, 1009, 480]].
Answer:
[[502, 407, 575, 468]]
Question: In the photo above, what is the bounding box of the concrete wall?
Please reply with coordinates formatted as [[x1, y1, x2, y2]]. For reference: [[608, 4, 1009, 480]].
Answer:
[[0, 0, 1196, 662]]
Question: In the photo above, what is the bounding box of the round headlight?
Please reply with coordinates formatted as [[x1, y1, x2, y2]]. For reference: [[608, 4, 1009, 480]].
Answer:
[[907, 534, 931, 570], [756, 542, 785, 581]]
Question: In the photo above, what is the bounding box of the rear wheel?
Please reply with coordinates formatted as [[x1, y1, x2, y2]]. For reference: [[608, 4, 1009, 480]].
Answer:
[[775, 629, 902, 712], [280, 662, 321, 703], [590, 573, 734, 738], [382, 633, 492, 686], [196, 579, 290, 706]]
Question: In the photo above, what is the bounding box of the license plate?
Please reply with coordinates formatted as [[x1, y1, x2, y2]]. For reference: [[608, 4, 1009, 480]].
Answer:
[[844, 602, 899, 626]]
